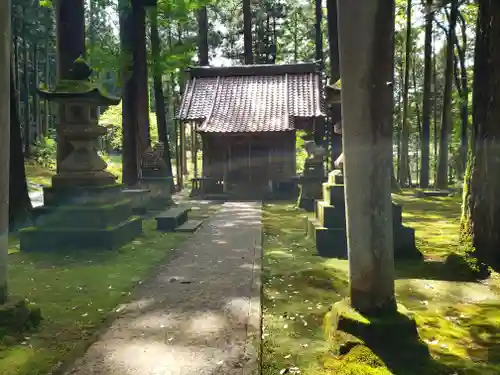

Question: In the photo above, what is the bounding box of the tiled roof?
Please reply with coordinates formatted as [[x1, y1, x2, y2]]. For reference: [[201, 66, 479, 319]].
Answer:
[[177, 63, 326, 133]]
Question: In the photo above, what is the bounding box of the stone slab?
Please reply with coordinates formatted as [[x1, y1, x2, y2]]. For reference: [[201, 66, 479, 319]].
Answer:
[[20, 217, 143, 252], [174, 219, 204, 233], [155, 207, 190, 232]]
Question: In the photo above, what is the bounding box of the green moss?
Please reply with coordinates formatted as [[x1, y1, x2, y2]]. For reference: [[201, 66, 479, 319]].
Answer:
[[262, 197, 500, 375], [0, 219, 193, 375]]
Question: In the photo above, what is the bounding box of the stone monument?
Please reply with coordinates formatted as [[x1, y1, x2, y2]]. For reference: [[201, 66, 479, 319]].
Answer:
[[297, 140, 326, 211], [138, 142, 174, 210], [19, 59, 143, 252], [305, 84, 421, 260]]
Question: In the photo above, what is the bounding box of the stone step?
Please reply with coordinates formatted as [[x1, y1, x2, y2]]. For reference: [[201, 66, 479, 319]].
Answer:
[[20, 216, 143, 252], [305, 216, 422, 260], [315, 200, 346, 228], [328, 170, 344, 185], [155, 206, 190, 231], [305, 216, 347, 258], [322, 183, 345, 207], [175, 219, 204, 233]]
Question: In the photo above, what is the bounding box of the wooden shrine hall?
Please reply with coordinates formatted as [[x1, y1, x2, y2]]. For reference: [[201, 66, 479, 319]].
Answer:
[[177, 62, 326, 198]]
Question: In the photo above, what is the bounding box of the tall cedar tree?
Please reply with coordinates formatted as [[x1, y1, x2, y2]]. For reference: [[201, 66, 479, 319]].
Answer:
[[435, 0, 458, 188], [10, 64, 32, 230], [150, 6, 174, 180], [461, 0, 500, 265], [420, 0, 433, 187], [243, 0, 253, 64], [0, 0, 11, 304]]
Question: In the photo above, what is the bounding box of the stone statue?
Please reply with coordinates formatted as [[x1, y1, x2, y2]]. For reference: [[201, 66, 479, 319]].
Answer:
[[303, 140, 326, 162], [141, 142, 168, 177]]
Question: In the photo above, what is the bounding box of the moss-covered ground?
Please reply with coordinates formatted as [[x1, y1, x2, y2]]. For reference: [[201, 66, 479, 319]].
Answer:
[[0, 201, 219, 375], [262, 191, 500, 375]]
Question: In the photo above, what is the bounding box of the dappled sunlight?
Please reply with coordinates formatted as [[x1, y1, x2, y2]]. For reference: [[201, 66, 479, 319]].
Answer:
[[263, 198, 500, 375], [104, 339, 225, 375]]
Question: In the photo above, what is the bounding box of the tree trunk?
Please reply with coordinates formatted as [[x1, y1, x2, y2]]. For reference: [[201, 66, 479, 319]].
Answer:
[[42, 34, 50, 138], [54, 0, 85, 171], [119, 1, 139, 186], [22, 11, 31, 155], [134, 2, 150, 155], [326, 0, 340, 83], [150, 7, 173, 179], [10, 64, 32, 230], [315, 0, 323, 63], [432, 42, 439, 183], [33, 42, 40, 143], [457, 13, 469, 179], [13, 13, 21, 129], [243, 0, 252, 64], [435, 0, 458, 188], [0, 0, 11, 304], [398, 0, 411, 187], [326, 0, 341, 164], [337, 0, 396, 315], [461, 0, 500, 265], [420, 0, 433, 188], [198, 6, 209, 66]]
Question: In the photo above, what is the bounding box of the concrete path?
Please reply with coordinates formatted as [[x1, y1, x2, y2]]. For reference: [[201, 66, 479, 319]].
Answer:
[[65, 201, 262, 375]]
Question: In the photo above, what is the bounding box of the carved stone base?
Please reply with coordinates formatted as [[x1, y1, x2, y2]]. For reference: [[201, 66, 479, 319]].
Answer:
[[43, 184, 123, 206], [139, 176, 174, 211], [51, 170, 117, 189]]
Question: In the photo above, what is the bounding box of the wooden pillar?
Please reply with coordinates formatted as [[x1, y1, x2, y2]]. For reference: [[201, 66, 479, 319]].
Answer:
[[248, 136, 252, 182], [192, 123, 198, 179], [201, 134, 208, 178], [338, 0, 396, 315], [176, 119, 183, 188]]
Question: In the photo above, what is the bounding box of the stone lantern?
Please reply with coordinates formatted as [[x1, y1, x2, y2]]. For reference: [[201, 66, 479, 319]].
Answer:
[[19, 59, 143, 252], [38, 58, 119, 205]]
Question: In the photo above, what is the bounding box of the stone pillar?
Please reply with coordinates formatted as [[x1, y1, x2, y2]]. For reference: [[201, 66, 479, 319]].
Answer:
[[337, 0, 396, 315], [54, 0, 85, 171]]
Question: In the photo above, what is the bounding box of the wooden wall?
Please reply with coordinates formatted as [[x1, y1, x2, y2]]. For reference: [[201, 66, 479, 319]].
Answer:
[[200, 131, 296, 184]]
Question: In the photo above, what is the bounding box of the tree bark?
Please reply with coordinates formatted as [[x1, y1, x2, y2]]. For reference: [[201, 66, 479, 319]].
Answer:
[[337, 0, 396, 315], [22, 10, 31, 154], [54, 0, 85, 171], [326, 0, 341, 164], [43, 34, 50, 138], [134, 2, 151, 155], [398, 0, 411, 187], [457, 12, 469, 179], [0, 0, 11, 304], [315, 0, 323, 63], [435, 0, 458, 188], [326, 0, 339, 83], [150, 7, 173, 179], [119, 1, 139, 186], [243, 0, 253, 64], [10, 64, 32, 230], [461, 0, 500, 265], [420, 0, 433, 188], [33, 42, 40, 143], [198, 6, 209, 66]]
